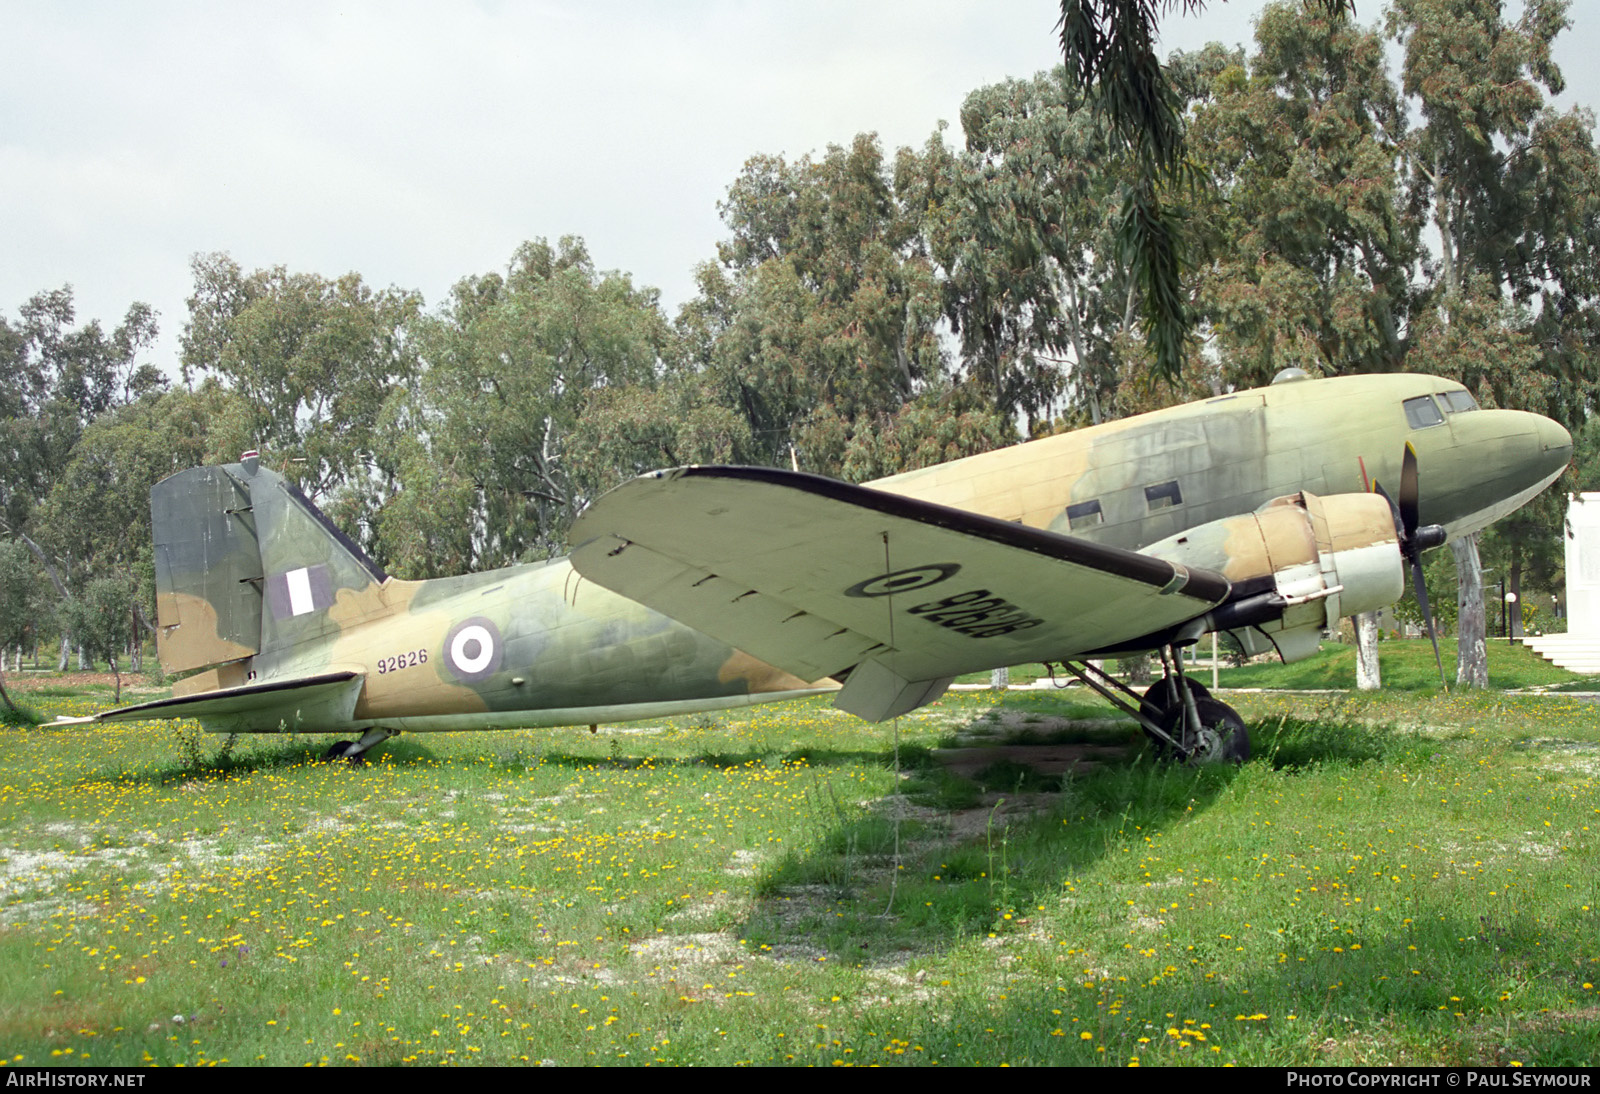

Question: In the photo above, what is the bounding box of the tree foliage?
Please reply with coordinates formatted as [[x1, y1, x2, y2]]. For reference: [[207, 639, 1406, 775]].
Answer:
[[181, 253, 422, 502], [374, 238, 677, 575], [3, 2, 1594, 686]]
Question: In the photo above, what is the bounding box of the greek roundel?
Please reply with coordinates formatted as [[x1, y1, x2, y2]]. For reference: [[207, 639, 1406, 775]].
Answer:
[[444, 617, 503, 682]]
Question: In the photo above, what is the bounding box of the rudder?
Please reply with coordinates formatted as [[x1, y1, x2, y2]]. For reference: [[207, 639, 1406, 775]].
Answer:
[[152, 453, 388, 676]]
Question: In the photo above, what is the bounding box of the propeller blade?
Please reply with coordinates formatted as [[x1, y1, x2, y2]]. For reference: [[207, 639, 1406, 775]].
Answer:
[[1373, 479, 1402, 538], [1410, 552, 1448, 689], [1381, 445, 1447, 687], [1399, 442, 1421, 541]]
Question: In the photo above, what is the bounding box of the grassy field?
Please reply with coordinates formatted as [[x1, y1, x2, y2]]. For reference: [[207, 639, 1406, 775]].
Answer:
[[954, 638, 1600, 692], [1210, 638, 1600, 692], [1, 665, 1598, 1066]]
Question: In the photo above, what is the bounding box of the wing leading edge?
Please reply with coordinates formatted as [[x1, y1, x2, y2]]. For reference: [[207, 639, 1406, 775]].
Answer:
[[569, 466, 1231, 721]]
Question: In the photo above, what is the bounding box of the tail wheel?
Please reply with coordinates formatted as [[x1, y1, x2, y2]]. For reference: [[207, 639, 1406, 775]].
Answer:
[[1155, 697, 1250, 764]]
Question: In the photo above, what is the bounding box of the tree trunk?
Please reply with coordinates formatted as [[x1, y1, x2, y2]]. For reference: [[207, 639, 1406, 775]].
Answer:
[[1508, 557, 1524, 640], [1453, 533, 1489, 688], [1126, 653, 1153, 685], [990, 666, 1009, 691], [1354, 612, 1381, 690], [57, 634, 69, 673], [0, 664, 18, 715]]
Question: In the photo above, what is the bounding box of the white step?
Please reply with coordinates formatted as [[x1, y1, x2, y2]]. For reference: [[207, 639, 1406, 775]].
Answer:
[[1521, 635, 1600, 674]]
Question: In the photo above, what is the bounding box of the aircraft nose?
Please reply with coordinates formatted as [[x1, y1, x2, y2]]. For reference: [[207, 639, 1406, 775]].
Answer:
[[1537, 413, 1574, 472], [1423, 408, 1571, 534]]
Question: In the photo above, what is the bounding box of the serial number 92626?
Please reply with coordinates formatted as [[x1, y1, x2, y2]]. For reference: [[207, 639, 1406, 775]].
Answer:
[[376, 649, 429, 674]]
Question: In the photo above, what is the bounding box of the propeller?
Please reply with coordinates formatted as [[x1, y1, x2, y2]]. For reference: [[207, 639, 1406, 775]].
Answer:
[[1374, 443, 1450, 687]]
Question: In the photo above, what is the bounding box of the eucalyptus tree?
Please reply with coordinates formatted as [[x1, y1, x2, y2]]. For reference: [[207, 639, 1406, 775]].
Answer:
[[1056, 0, 1356, 385], [180, 253, 422, 504], [938, 69, 1142, 427], [0, 539, 43, 715], [697, 135, 967, 478], [0, 287, 164, 538], [0, 287, 166, 669], [30, 383, 248, 665], [1188, 4, 1416, 386], [1388, 0, 1600, 683], [375, 237, 678, 577]]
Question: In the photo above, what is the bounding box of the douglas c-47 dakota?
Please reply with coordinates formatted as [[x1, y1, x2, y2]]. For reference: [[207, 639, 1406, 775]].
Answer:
[[566, 370, 1571, 761], [75, 370, 1569, 763]]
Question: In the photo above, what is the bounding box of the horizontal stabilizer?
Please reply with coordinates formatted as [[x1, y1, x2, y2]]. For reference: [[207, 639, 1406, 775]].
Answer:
[[65, 672, 364, 734]]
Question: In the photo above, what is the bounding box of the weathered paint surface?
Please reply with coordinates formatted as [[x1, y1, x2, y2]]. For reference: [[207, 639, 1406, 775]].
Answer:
[[116, 371, 1572, 735], [133, 454, 836, 735], [871, 373, 1570, 549]]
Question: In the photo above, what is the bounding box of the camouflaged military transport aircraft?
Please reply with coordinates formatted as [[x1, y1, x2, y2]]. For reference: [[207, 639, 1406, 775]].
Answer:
[[71, 451, 836, 759], [567, 370, 1572, 762], [75, 370, 1569, 764]]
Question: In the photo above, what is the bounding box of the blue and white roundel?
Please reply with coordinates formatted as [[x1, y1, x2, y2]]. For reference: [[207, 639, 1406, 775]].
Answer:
[[444, 617, 503, 682]]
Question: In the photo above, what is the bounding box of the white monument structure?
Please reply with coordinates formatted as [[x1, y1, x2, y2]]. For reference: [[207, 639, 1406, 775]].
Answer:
[[1522, 493, 1600, 672]]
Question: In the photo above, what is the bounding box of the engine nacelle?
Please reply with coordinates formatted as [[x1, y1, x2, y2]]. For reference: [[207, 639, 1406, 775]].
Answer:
[[1141, 492, 1405, 662]]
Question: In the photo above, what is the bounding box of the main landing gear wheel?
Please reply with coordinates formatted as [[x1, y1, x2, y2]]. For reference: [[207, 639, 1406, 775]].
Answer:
[[1139, 677, 1212, 751], [1141, 677, 1211, 714], [1156, 697, 1250, 765]]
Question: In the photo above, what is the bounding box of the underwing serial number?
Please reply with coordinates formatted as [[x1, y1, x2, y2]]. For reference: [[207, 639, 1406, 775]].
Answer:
[[376, 649, 429, 674], [907, 589, 1044, 638]]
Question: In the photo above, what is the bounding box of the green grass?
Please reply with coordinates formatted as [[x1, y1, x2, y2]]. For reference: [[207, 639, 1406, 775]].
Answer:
[[957, 639, 1600, 693], [1210, 638, 1600, 692], [1, 679, 1597, 1065], [0, 701, 44, 728]]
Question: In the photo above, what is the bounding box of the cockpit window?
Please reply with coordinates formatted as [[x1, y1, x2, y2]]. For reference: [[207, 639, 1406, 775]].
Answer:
[[1403, 395, 1445, 429], [1439, 389, 1479, 413]]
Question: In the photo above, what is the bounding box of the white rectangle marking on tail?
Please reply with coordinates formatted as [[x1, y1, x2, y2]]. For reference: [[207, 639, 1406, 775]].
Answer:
[[286, 567, 315, 616]]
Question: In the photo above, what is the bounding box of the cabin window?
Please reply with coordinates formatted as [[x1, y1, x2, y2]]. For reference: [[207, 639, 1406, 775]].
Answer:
[[1144, 481, 1183, 510], [1065, 499, 1103, 529], [1403, 395, 1445, 429], [1439, 389, 1479, 413]]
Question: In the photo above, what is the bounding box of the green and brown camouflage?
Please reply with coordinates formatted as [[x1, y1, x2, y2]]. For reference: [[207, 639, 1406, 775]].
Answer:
[[86, 371, 1571, 741], [864, 371, 1569, 667], [870, 372, 1570, 547], [567, 372, 1571, 719], [99, 451, 831, 741]]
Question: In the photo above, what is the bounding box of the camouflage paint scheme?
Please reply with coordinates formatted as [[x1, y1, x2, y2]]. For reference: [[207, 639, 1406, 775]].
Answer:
[[566, 372, 1571, 720], [870, 373, 1569, 547], [862, 372, 1570, 667], [98, 453, 829, 736], [91, 371, 1571, 737]]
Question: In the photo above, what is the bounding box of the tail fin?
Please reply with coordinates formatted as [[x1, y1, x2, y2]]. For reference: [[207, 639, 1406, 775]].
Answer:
[[152, 454, 386, 674]]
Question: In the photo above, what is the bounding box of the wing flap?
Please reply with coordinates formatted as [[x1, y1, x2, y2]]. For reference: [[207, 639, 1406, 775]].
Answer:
[[570, 467, 1231, 704]]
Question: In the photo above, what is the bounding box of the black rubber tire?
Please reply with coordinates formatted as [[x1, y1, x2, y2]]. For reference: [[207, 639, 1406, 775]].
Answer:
[[1154, 697, 1250, 764], [1140, 676, 1212, 715]]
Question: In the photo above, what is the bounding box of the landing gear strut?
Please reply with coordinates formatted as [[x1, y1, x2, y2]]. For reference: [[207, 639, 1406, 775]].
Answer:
[[322, 727, 398, 764], [1057, 646, 1249, 764]]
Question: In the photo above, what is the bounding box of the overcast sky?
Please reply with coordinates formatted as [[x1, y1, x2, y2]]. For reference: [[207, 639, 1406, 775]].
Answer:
[[4, 0, 1596, 369]]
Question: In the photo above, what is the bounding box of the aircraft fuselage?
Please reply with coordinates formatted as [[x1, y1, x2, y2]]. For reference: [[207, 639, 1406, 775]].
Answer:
[[869, 373, 1571, 554], [121, 372, 1570, 739]]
